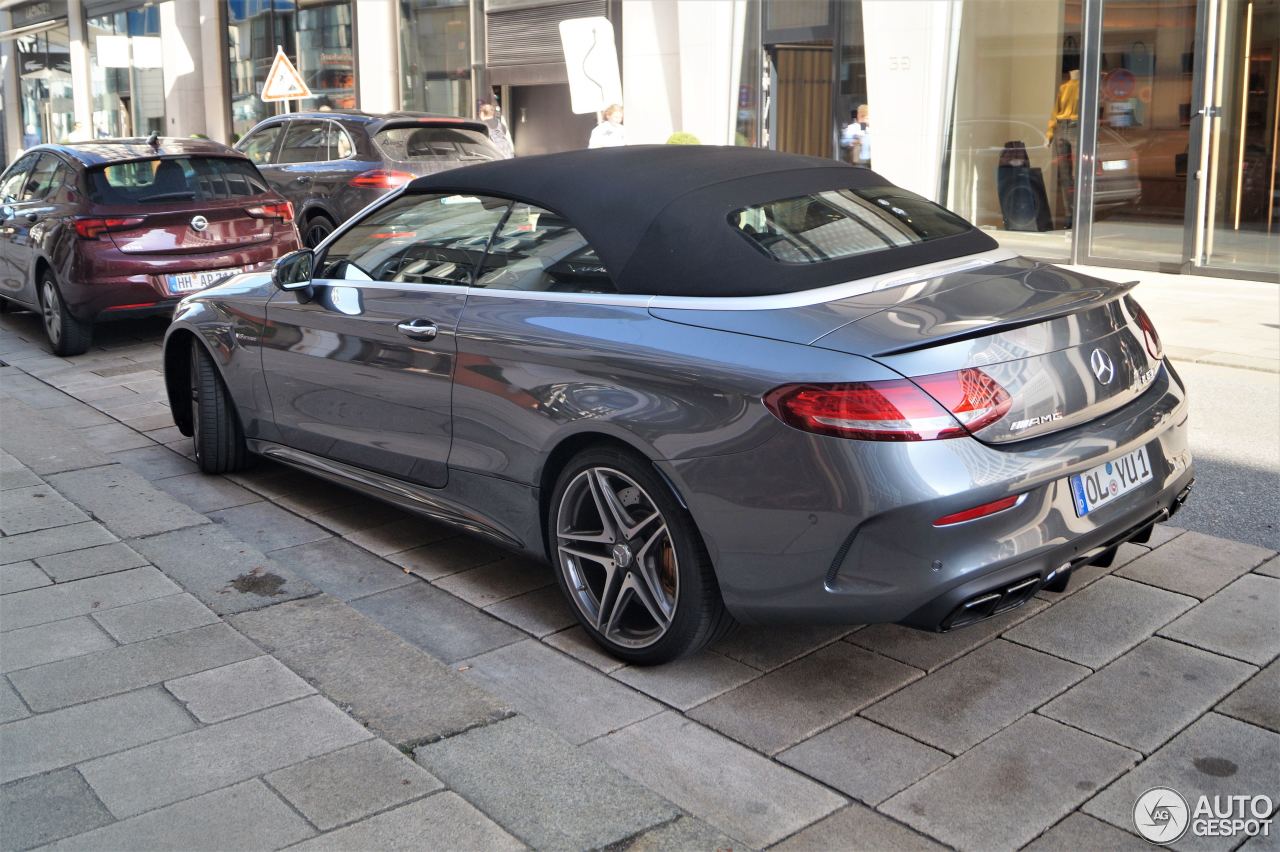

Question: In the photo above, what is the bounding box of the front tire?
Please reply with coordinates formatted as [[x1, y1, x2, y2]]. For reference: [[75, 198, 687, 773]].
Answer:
[[548, 447, 734, 665], [39, 274, 92, 356], [189, 340, 249, 474], [303, 214, 336, 248]]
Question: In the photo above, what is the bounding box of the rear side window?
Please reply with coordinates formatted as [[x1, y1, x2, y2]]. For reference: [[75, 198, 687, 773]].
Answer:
[[279, 122, 329, 164], [476, 204, 615, 294], [87, 157, 270, 204], [374, 126, 500, 164], [732, 186, 972, 264]]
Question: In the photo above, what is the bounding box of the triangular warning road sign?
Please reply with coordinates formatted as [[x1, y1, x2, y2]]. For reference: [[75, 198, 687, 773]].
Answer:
[[261, 47, 312, 103]]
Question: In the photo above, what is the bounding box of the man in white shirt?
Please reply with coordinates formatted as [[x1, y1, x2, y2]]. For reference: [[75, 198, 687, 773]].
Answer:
[[588, 104, 625, 149]]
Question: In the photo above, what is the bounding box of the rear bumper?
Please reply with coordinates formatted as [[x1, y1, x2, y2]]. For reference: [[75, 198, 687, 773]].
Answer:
[[663, 361, 1191, 627]]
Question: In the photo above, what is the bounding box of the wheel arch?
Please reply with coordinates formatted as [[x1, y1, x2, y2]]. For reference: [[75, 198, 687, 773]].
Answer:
[[163, 328, 199, 436]]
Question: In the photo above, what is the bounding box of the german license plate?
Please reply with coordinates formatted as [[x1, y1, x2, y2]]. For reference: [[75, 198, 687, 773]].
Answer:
[[1069, 446, 1153, 517], [165, 267, 243, 295]]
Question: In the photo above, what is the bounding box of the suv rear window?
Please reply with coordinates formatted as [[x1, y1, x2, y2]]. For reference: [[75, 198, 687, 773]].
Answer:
[[731, 186, 972, 265], [87, 156, 270, 204], [374, 126, 500, 164]]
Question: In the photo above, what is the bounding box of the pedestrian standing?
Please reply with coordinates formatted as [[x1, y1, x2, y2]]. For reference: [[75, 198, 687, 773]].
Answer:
[[845, 104, 871, 168], [479, 102, 515, 159], [588, 104, 626, 149]]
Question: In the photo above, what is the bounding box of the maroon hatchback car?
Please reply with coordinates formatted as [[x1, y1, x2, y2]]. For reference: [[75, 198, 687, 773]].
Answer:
[[0, 138, 300, 355]]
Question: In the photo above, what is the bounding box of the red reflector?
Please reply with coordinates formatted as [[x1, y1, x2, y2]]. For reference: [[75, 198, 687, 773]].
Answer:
[[763, 369, 1010, 442], [103, 302, 159, 311], [933, 494, 1024, 527], [74, 217, 145, 239], [349, 169, 415, 189], [246, 201, 295, 220], [1131, 301, 1164, 360]]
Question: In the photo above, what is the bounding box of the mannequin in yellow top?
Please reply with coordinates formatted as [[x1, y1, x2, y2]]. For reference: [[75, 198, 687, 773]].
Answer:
[[1047, 69, 1081, 142]]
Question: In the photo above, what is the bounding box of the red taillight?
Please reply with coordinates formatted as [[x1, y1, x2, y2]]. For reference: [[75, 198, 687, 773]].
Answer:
[[1132, 302, 1164, 360], [933, 494, 1025, 526], [764, 368, 1011, 442], [246, 201, 295, 220], [74, 217, 145, 239], [349, 169, 415, 189]]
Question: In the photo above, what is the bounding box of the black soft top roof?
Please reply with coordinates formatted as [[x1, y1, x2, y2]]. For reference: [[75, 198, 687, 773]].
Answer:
[[406, 145, 997, 298]]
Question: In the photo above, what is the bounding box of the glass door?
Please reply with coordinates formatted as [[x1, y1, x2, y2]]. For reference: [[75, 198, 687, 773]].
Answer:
[[1191, 0, 1279, 277]]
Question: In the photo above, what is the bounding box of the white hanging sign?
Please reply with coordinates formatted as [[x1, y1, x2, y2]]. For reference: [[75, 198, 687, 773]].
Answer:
[[558, 17, 621, 115], [261, 46, 312, 103]]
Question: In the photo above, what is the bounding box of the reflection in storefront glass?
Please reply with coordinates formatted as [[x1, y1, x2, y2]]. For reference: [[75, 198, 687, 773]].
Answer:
[[733, 0, 763, 146], [943, 0, 1084, 261], [17, 27, 75, 147], [399, 0, 471, 116], [88, 6, 164, 139]]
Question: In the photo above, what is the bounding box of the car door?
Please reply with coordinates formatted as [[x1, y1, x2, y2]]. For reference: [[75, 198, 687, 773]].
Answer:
[[0, 153, 38, 301], [274, 120, 335, 218], [238, 122, 288, 198], [0, 153, 62, 306], [260, 191, 512, 488]]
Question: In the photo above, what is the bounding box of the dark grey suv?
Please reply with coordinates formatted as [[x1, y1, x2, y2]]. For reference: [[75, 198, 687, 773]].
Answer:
[[235, 111, 506, 248]]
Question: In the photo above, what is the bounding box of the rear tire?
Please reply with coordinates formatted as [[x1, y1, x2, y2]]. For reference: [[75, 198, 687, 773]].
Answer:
[[189, 339, 248, 474], [303, 214, 336, 248], [39, 274, 92, 356], [547, 446, 735, 665]]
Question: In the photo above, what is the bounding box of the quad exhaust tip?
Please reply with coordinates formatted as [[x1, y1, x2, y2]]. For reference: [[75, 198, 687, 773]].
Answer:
[[941, 574, 1041, 631]]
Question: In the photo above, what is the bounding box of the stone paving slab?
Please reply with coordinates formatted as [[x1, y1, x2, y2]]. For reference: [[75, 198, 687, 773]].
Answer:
[[343, 516, 455, 557], [286, 792, 524, 852], [712, 624, 853, 672], [1005, 576, 1198, 668], [482, 584, 577, 638], [385, 534, 509, 581], [1040, 636, 1257, 753], [303, 497, 410, 536], [1, 617, 116, 674], [209, 501, 333, 554], [613, 815, 742, 851], [777, 716, 951, 806], [107, 444, 199, 482], [267, 537, 417, 602], [881, 714, 1140, 851], [8, 621, 261, 712], [688, 642, 922, 755], [0, 484, 90, 536], [612, 650, 759, 711], [1024, 812, 1151, 851], [1257, 557, 1280, 578], [1116, 531, 1275, 599], [1216, 660, 1278, 732], [416, 715, 678, 849], [847, 599, 1047, 673], [0, 522, 118, 566], [772, 803, 946, 852], [41, 780, 315, 852], [0, 567, 180, 632], [350, 581, 523, 664], [1083, 713, 1280, 851], [165, 655, 316, 723], [128, 524, 320, 615], [73, 423, 154, 454], [543, 626, 629, 673], [1159, 573, 1280, 665], [459, 639, 659, 745], [0, 399, 106, 475], [433, 557, 555, 607], [79, 695, 373, 818], [34, 542, 148, 583], [1, 560, 51, 594], [584, 710, 846, 849], [0, 677, 29, 724], [47, 465, 208, 540], [862, 639, 1090, 755], [89, 593, 220, 643], [0, 768, 115, 851], [230, 594, 510, 747], [0, 687, 195, 784], [150, 471, 260, 514], [266, 739, 443, 832]]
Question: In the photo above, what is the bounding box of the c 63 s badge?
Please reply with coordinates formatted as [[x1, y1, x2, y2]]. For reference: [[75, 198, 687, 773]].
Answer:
[[1010, 411, 1063, 432]]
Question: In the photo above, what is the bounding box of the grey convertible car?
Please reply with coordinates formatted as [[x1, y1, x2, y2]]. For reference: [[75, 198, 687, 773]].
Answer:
[[163, 146, 1193, 664]]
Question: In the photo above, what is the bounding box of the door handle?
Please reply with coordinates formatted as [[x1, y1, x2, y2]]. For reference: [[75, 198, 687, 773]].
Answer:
[[294, 176, 312, 184], [396, 319, 438, 341], [23, 212, 37, 224]]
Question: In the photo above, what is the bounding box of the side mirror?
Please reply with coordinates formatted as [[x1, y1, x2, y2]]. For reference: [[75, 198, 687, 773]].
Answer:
[[272, 249, 315, 292]]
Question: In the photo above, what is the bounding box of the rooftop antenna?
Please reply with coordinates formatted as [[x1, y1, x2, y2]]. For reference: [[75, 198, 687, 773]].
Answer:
[[146, 132, 159, 149]]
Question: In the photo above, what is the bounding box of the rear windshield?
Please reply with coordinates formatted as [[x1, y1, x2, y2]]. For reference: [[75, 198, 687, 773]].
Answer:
[[731, 186, 972, 265], [87, 156, 271, 204], [374, 126, 501, 164]]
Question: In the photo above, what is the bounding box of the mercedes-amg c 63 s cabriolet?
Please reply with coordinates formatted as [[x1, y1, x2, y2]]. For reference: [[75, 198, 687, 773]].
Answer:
[[163, 146, 1193, 663]]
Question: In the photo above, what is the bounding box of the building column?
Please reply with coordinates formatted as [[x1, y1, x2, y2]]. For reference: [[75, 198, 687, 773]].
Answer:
[[355, 0, 400, 112], [1, 10, 23, 162], [198, 0, 230, 144], [67, 0, 93, 137], [159, 0, 206, 139]]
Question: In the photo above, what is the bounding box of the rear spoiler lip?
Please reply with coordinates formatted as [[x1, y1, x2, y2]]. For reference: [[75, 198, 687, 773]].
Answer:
[[869, 278, 1140, 358]]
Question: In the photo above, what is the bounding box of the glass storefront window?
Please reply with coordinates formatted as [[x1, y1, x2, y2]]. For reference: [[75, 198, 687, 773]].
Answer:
[[88, 6, 164, 139], [399, 0, 472, 116], [16, 26, 75, 146], [943, 0, 1084, 260], [226, 0, 355, 141], [733, 0, 763, 146]]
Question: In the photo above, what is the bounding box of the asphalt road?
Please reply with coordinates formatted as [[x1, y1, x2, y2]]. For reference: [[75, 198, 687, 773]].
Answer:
[[1170, 360, 1280, 550]]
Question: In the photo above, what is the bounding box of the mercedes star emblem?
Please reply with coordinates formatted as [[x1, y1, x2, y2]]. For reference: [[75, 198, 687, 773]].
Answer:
[[1091, 348, 1116, 385]]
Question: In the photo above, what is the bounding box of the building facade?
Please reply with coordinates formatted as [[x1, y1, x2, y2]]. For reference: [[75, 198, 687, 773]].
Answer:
[[2, 0, 1276, 279]]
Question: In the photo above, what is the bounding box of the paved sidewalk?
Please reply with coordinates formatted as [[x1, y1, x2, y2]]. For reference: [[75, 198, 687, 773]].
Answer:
[[2, 305, 1278, 851]]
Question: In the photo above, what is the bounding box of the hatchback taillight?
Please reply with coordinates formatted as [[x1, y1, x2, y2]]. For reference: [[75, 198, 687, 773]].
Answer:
[[74, 217, 145, 239], [349, 169, 414, 189], [764, 368, 1011, 442], [246, 201, 295, 220], [1132, 302, 1164, 360]]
